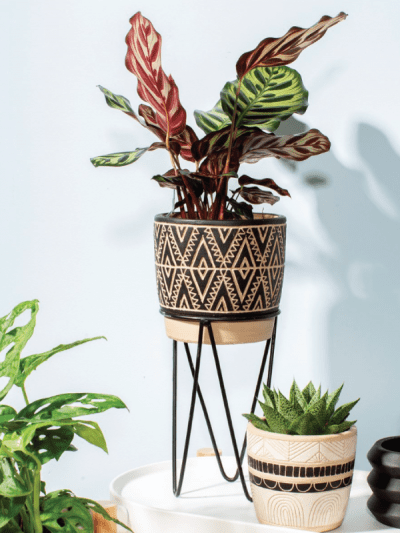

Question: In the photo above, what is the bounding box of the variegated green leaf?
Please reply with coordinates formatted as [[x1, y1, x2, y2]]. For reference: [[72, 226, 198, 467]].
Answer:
[[0, 300, 39, 402], [194, 101, 231, 134], [15, 336, 105, 389], [0, 495, 26, 528], [91, 141, 166, 168], [91, 148, 148, 168], [221, 66, 308, 130], [97, 86, 137, 119]]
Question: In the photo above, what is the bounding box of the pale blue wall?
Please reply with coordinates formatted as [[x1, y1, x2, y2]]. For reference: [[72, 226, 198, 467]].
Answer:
[[1, 0, 399, 498]]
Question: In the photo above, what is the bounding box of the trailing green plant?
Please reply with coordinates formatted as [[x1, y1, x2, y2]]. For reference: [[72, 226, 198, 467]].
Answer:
[[91, 11, 347, 220], [0, 300, 132, 533], [243, 380, 359, 436]]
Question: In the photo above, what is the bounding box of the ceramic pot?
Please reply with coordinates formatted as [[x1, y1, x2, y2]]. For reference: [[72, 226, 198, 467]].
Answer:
[[367, 436, 400, 528], [247, 422, 357, 532], [154, 213, 286, 344]]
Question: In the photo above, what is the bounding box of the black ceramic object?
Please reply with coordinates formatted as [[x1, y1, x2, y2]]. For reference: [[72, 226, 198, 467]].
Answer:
[[367, 436, 400, 528]]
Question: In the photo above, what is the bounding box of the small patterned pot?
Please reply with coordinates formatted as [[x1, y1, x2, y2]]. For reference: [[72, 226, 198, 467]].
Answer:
[[154, 213, 286, 344], [367, 436, 400, 528], [247, 422, 357, 532]]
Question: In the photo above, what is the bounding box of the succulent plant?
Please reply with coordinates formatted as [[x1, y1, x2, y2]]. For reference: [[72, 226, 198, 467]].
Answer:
[[243, 380, 359, 436]]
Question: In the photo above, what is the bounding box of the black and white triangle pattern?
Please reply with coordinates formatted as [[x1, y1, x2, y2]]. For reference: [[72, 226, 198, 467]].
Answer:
[[154, 220, 286, 316]]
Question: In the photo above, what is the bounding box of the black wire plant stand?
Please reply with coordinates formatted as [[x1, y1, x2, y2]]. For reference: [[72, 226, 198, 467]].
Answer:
[[164, 309, 280, 502]]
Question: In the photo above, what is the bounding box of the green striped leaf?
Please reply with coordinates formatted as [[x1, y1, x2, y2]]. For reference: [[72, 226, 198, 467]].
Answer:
[[194, 101, 231, 134], [91, 142, 166, 168], [91, 149, 148, 167], [221, 66, 308, 130], [98, 86, 137, 119]]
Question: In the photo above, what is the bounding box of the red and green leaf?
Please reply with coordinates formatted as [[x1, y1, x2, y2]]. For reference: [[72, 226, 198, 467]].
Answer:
[[238, 175, 291, 197], [191, 126, 256, 162], [138, 104, 197, 161], [239, 186, 280, 205], [238, 129, 331, 164], [125, 12, 187, 137], [173, 125, 198, 162], [199, 149, 240, 178], [152, 170, 203, 197], [236, 12, 347, 78], [227, 197, 253, 219]]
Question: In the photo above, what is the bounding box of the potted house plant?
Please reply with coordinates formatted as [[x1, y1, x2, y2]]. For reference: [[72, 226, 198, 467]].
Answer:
[[91, 11, 346, 343], [243, 380, 359, 531], [0, 299, 131, 533]]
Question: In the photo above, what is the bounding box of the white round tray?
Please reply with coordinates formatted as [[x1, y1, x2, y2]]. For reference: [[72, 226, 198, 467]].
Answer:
[[110, 457, 388, 533]]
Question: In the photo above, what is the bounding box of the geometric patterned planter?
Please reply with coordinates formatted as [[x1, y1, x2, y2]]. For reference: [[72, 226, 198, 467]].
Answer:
[[154, 213, 286, 320], [247, 423, 357, 532]]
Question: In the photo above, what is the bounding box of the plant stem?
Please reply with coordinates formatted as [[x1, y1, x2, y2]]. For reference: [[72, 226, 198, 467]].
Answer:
[[22, 385, 29, 406], [24, 453, 43, 533], [213, 80, 242, 220], [176, 187, 186, 218]]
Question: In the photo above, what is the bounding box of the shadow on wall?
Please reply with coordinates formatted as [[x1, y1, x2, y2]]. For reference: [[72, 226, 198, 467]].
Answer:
[[288, 120, 400, 470]]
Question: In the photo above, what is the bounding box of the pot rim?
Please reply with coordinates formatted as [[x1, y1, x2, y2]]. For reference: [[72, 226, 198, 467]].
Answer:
[[247, 422, 357, 442], [372, 435, 400, 454], [154, 212, 286, 226]]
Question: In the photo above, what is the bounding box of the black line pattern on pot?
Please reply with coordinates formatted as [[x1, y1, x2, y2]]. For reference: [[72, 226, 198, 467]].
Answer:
[[248, 456, 355, 478], [249, 472, 353, 493], [154, 222, 286, 314]]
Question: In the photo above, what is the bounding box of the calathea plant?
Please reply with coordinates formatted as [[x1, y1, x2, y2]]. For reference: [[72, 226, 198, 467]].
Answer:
[[0, 300, 131, 533], [91, 11, 346, 220], [244, 380, 359, 436]]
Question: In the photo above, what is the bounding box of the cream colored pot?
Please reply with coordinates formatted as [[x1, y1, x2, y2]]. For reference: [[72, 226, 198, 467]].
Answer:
[[247, 423, 357, 532]]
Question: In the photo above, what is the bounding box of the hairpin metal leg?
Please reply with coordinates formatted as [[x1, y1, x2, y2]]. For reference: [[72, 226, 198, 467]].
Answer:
[[183, 330, 272, 485], [172, 316, 278, 501], [172, 321, 204, 496]]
